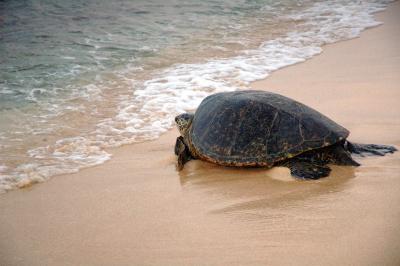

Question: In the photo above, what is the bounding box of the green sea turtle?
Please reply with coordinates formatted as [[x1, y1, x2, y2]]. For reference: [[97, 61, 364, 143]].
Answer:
[[174, 90, 397, 179]]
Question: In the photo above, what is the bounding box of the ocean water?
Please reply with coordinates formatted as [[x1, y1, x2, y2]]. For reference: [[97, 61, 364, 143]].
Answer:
[[0, 0, 391, 192]]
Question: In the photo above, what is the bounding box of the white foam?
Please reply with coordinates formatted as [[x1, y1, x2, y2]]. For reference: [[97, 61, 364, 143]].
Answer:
[[0, 137, 111, 193]]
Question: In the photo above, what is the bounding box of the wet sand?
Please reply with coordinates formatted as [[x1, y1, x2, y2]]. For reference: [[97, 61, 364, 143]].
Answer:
[[1, 2, 400, 265]]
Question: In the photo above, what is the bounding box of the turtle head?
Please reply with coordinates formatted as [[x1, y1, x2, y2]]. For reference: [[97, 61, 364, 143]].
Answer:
[[175, 113, 194, 136]]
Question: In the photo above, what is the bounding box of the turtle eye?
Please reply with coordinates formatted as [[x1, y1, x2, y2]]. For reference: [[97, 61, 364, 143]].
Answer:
[[175, 117, 182, 127]]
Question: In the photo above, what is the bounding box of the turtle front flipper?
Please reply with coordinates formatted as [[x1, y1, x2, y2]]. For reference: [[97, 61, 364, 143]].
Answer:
[[284, 160, 331, 180], [175, 136, 193, 170], [346, 142, 397, 156]]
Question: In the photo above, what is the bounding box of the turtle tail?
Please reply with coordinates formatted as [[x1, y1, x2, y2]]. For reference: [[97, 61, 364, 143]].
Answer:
[[346, 141, 397, 156]]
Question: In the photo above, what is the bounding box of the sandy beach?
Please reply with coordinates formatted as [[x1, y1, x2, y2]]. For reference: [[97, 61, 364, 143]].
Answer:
[[1, 1, 400, 265]]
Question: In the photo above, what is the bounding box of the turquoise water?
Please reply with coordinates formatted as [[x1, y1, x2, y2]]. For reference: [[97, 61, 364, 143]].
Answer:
[[0, 0, 391, 192]]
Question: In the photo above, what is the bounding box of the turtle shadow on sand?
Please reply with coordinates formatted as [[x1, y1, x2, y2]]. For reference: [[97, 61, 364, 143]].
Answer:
[[178, 160, 356, 214]]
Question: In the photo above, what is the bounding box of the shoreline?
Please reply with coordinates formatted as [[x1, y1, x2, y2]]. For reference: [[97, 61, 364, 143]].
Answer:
[[0, 1, 393, 194], [1, 1, 400, 265]]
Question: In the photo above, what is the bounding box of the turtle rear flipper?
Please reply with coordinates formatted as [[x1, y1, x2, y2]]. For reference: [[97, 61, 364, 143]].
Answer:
[[285, 160, 331, 180], [175, 136, 192, 170], [347, 142, 397, 156], [329, 144, 360, 166]]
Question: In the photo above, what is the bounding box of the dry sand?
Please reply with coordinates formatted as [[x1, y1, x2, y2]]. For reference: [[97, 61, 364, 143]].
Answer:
[[1, 2, 400, 265]]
